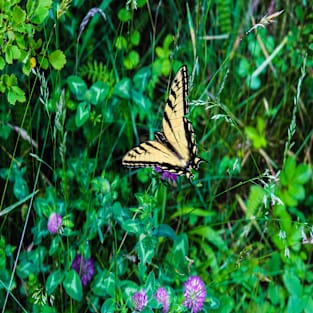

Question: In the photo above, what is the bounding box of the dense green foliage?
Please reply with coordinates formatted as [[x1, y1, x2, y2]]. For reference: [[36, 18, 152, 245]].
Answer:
[[1, 0, 312, 312]]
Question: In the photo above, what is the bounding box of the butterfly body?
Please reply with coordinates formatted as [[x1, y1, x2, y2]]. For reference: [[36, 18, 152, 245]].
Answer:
[[122, 65, 203, 179]]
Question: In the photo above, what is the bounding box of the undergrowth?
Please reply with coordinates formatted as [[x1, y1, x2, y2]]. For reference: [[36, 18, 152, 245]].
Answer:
[[0, 1, 312, 312]]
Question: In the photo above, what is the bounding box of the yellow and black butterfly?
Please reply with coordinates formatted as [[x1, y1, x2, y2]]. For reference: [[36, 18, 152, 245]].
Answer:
[[122, 65, 203, 179]]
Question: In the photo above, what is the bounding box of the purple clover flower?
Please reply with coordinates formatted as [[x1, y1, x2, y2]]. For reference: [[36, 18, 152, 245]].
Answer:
[[155, 287, 169, 313], [132, 289, 147, 312], [183, 276, 206, 313], [71, 254, 95, 286], [47, 213, 62, 234], [154, 166, 178, 184]]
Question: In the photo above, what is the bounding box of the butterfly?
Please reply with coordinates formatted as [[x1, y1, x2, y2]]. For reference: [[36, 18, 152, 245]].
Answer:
[[122, 65, 203, 179]]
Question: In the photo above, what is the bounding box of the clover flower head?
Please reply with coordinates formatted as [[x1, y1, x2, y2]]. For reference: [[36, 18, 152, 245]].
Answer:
[[132, 289, 147, 312], [155, 287, 169, 313], [71, 254, 95, 286], [47, 213, 62, 234], [154, 167, 178, 184], [183, 276, 206, 313]]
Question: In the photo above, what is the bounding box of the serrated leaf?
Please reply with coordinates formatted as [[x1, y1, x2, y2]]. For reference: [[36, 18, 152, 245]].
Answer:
[[28, 0, 52, 24], [63, 269, 82, 302], [49, 50, 66, 70]]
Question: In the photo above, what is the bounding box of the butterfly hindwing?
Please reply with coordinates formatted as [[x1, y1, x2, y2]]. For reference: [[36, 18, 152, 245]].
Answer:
[[122, 65, 203, 179]]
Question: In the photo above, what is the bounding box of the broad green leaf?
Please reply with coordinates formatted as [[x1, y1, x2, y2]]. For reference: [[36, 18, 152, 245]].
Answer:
[[67, 76, 87, 100], [0, 56, 5, 70], [137, 235, 156, 266], [12, 5, 26, 24], [49, 50, 66, 70], [152, 224, 177, 240], [4, 45, 13, 64], [10, 85, 26, 103], [115, 36, 127, 50], [93, 272, 115, 297], [101, 299, 116, 313], [46, 270, 64, 294], [89, 81, 109, 105], [27, 0, 52, 24], [246, 185, 266, 217], [121, 220, 142, 234], [190, 226, 227, 251], [124, 50, 140, 70], [113, 78, 131, 99], [247, 74, 261, 90], [283, 271, 302, 297], [133, 66, 151, 91], [11, 45, 21, 60], [63, 269, 82, 302], [75, 102, 90, 127], [13, 177, 29, 200], [130, 30, 140, 46], [295, 163, 311, 184], [131, 90, 152, 112], [118, 8, 131, 22]]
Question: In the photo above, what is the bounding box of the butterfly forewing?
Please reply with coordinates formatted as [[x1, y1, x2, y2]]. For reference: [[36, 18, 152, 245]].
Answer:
[[162, 66, 195, 165], [122, 140, 187, 174], [122, 65, 203, 178]]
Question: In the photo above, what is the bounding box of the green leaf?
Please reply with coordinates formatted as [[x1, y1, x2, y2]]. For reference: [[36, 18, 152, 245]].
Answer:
[[93, 272, 115, 297], [4, 45, 13, 64], [247, 74, 261, 90], [49, 50, 66, 70], [246, 185, 266, 217], [133, 66, 151, 91], [75, 102, 90, 127], [294, 163, 311, 184], [118, 8, 131, 22], [13, 177, 29, 200], [12, 5, 26, 24], [283, 270, 302, 297], [46, 270, 64, 294], [190, 226, 228, 251], [137, 235, 156, 266], [89, 81, 109, 105], [0, 57, 5, 70], [113, 78, 132, 99], [67, 76, 87, 100], [101, 299, 116, 313], [131, 90, 152, 112], [130, 30, 140, 46], [10, 85, 26, 103], [63, 269, 82, 302], [124, 50, 140, 70], [115, 36, 127, 50], [122, 220, 142, 234], [152, 224, 177, 240], [27, 0, 52, 24]]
